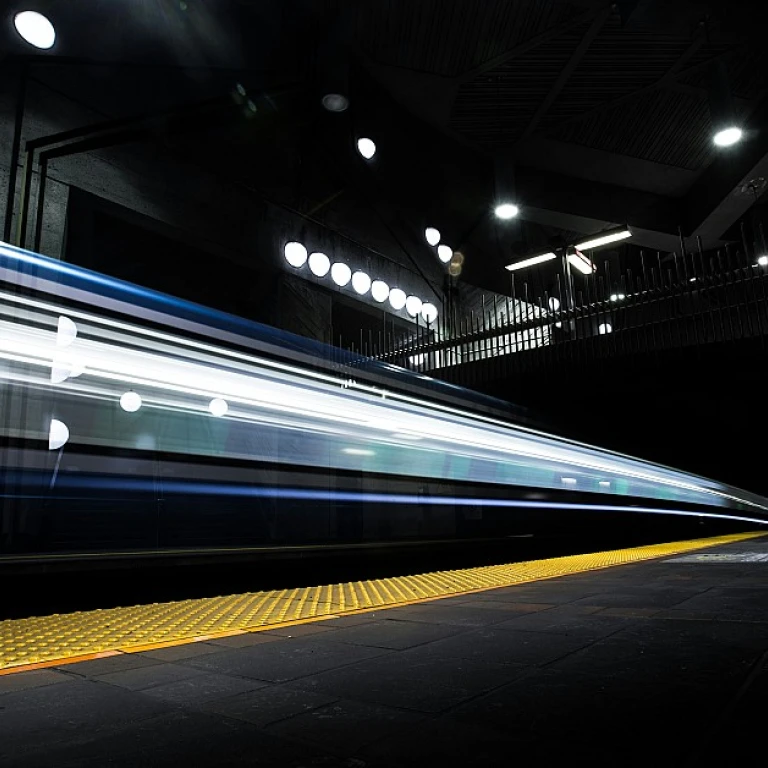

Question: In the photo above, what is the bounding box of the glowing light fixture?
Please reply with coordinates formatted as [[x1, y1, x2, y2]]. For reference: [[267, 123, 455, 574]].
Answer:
[[598, 323, 612, 335], [574, 227, 632, 252], [351, 271, 371, 295], [389, 288, 406, 311], [713, 127, 742, 147], [405, 295, 423, 317], [321, 93, 349, 113], [357, 138, 376, 159], [209, 397, 228, 417], [437, 244, 453, 263], [343, 448, 374, 456], [505, 252, 556, 271], [48, 419, 69, 450], [425, 227, 441, 246], [421, 303, 438, 324], [758, 255, 768, 267], [120, 391, 142, 412], [14, 11, 55, 49], [284, 242, 308, 268], [599, 481, 611, 488], [330, 262, 352, 287], [568, 250, 596, 275], [561, 477, 577, 485], [548, 297, 560, 312], [495, 203, 519, 220], [56, 316, 77, 347], [371, 279, 389, 303], [308, 251, 331, 277]]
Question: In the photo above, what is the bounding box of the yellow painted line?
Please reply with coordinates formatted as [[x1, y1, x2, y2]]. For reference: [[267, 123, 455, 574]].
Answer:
[[0, 532, 762, 674]]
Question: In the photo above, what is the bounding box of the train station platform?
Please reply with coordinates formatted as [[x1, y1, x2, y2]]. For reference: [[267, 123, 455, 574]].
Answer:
[[2, 531, 767, 767]]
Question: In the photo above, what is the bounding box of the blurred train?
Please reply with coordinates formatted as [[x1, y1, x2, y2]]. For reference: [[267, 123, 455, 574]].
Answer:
[[1, 241, 766, 564]]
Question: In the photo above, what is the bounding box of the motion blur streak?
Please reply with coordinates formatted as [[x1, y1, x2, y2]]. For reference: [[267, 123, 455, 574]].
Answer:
[[2, 241, 768, 538]]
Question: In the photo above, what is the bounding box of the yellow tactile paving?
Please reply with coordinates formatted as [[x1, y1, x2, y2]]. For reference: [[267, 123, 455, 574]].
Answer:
[[0, 531, 762, 673]]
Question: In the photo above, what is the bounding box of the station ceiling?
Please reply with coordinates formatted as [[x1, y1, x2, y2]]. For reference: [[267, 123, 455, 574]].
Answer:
[[4, 0, 768, 293]]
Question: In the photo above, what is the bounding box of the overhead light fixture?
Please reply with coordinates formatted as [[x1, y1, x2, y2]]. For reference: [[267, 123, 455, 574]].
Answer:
[[505, 252, 556, 271], [330, 262, 352, 287], [574, 227, 632, 252], [371, 280, 389, 303], [389, 288, 406, 311], [321, 93, 349, 113], [343, 448, 375, 456], [598, 323, 612, 335], [357, 138, 376, 160], [208, 398, 228, 417], [308, 251, 331, 277], [284, 241, 308, 268], [56, 316, 77, 347], [568, 250, 596, 275], [757, 255, 768, 267], [14, 11, 56, 49], [425, 227, 441, 246], [405, 295, 423, 317], [48, 419, 69, 450], [421, 303, 438, 324], [494, 203, 519, 220], [713, 127, 742, 147], [548, 297, 560, 312], [351, 271, 371, 295], [437, 244, 453, 263], [120, 391, 142, 413]]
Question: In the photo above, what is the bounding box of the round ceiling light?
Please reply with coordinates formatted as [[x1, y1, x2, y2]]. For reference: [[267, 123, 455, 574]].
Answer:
[[758, 255, 768, 267], [389, 288, 406, 311], [308, 251, 331, 277], [371, 279, 389, 303], [48, 418, 69, 450], [209, 398, 229, 417], [120, 391, 142, 413], [425, 227, 441, 246], [405, 295, 423, 317], [330, 262, 352, 287], [357, 138, 376, 159], [321, 93, 349, 113], [437, 244, 453, 263], [713, 127, 742, 147], [494, 203, 519, 220], [598, 323, 612, 335], [548, 297, 561, 312], [284, 241, 308, 268], [421, 303, 438, 324], [14, 11, 56, 49], [351, 270, 371, 295]]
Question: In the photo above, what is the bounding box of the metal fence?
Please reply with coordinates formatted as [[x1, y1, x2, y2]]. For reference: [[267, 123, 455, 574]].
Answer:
[[337, 242, 768, 387]]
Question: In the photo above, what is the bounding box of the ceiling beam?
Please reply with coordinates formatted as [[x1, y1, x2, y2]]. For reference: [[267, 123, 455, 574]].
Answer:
[[457, 6, 606, 84], [517, 6, 612, 144]]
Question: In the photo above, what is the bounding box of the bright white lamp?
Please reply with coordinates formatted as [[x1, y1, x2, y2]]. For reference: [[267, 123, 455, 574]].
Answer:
[[48, 419, 69, 450], [209, 398, 228, 417], [421, 303, 438, 324], [371, 280, 389, 302], [330, 262, 352, 287], [120, 391, 142, 412], [284, 242, 308, 268], [308, 252, 331, 277], [598, 323, 612, 335], [494, 203, 519, 219], [405, 295, 423, 317], [357, 138, 376, 159], [758, 255, 768, 267], [437, 244, 453, 263], [351, 271, 371, 295], [713, 127, 742, 147], [56, 316, 77, 347], [425, 227, 441, 246], [389, 288, 406, 311], [14, 11, 56, 49]]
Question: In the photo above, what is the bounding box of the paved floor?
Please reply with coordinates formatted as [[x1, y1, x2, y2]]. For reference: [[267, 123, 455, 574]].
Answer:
[[2, 535, 767, 767]]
